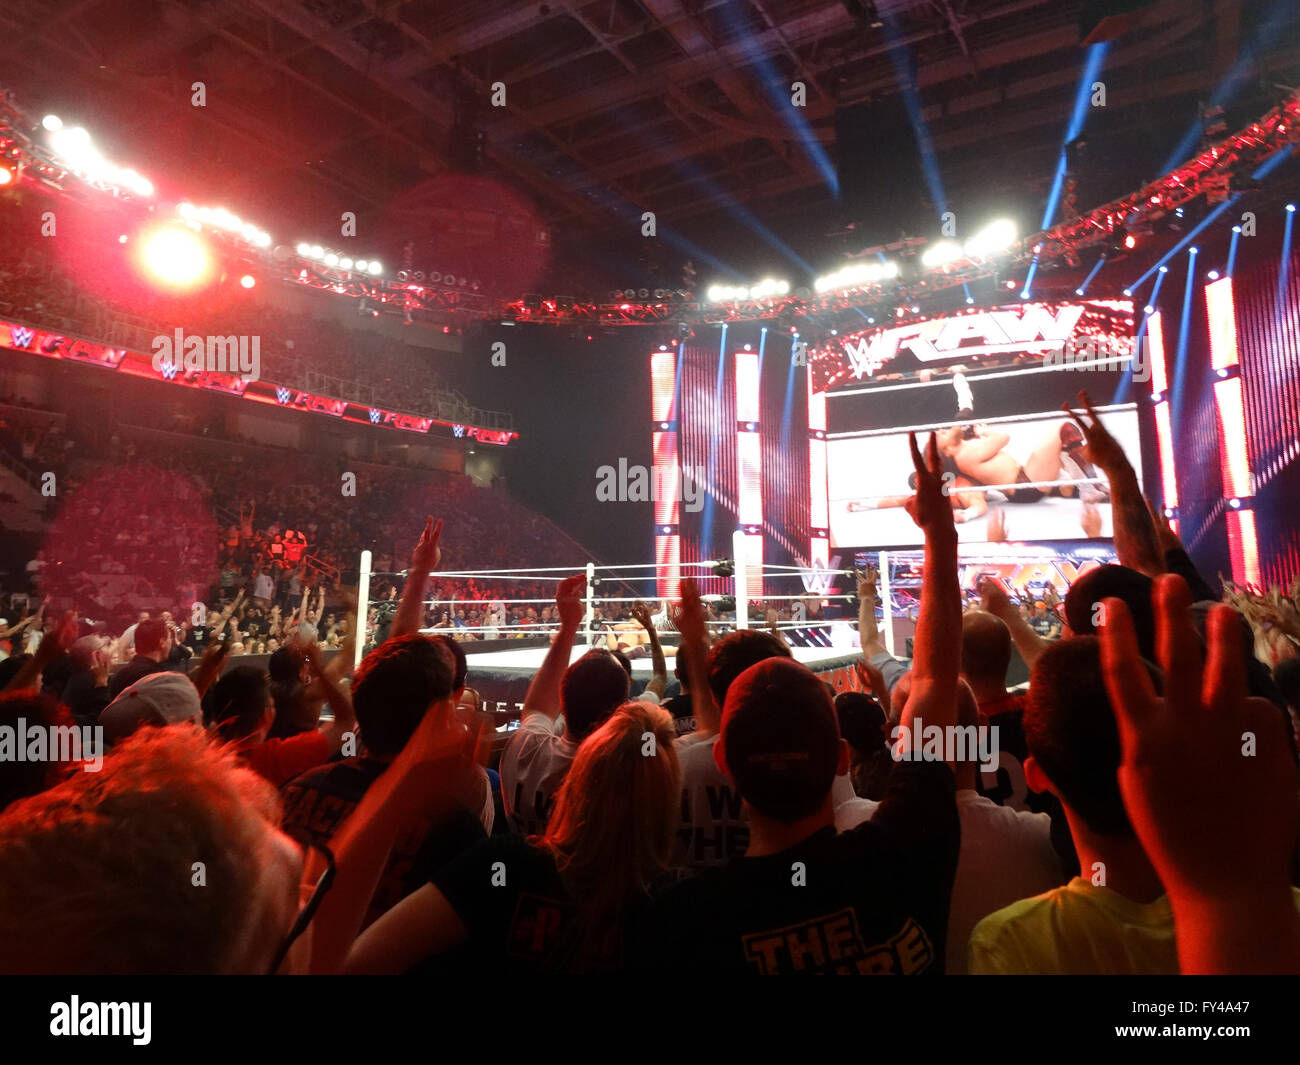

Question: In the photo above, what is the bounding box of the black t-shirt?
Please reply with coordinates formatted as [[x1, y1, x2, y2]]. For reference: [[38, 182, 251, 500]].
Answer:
[[281, 756, 486, 927], [646, 759, 960, 974], [432, 834, 658, 974], [662, 692, 696, 737]]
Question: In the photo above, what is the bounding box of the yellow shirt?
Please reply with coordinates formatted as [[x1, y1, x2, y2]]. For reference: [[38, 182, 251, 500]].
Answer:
[[969, 878, 1300, 974], [969, 877, 1178, 975]]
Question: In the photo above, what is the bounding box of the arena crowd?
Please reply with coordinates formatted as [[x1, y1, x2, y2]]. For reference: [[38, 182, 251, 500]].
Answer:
[[1, 392, 1298, 975]]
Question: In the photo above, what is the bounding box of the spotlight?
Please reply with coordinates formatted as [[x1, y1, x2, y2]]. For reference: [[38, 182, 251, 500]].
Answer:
[[1074, 288, 1084, 296], [964, 219, 1018, 258], [240, 274, 256, 289], [340, 257, 353, 270], [1289, 204, 1297, 213], [1158, 266, 1168, 274], [1144, 305, 1154, 314], [137, 225, 213, 290], [310, 245, 324, 259], [1123, 288, 1133, 297], [1216, 368, 1230, 379], [1232, 225, 1242, 234], [1189, 247, 1199, 255], [1124, 233, 1137, 250], [0, 165, 16, 187], [1005, 280, 1017, 290], [296, 242, 311, 257], [1228, 498, 1241, 509], [368, 261, 382, 275], [965, 296, 975, 305], [1207, 270, 1220, 280], [324, 252, 339, 267], [41, 114, 62, 131], [1020, 290, 1031, 299], [921, 241, 962, 268], [356, 260, 369, 272]]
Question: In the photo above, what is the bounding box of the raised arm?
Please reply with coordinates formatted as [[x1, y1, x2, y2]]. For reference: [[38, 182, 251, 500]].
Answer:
[[1100, 575, 1300, 974], [520, 574, 586, 722], [857, 564, 887, 658], [391, 517, 441, 640], [299, 637, 356, 753], [631, 601, 668, 697], [1063, 390, 1164, 578], [897, 432, 962, 744], [978, 578, 1050, 668], [962, 430, 1011, 464], [672, 577, 718, 734]]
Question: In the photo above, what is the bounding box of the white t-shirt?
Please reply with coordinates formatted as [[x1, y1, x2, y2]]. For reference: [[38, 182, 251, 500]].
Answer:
[[832, 773, 878, 831], [674, 733, 748, 870], [254, 573, 275, 600], [500, 712, 578, 837], [947, 789, 1065, 974]]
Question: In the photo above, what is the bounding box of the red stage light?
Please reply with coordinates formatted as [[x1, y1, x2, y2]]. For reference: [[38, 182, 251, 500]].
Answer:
[[240, 274, 256, 289], [135, 224, 214, 290], [1124, 233, 1137, 249], [0, 165, 14, 186]]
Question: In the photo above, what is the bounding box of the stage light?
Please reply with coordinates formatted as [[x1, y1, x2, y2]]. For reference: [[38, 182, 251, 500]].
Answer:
[[296, 242, 311, 257], [1228, 498, 1241, 509], [1124, 233, 1137, 249], [0, 165, 13, 187], [310, 245, 324, 259], [966, 296, 975, 304], [1020, 290, 1031, 299], [240, 274, 256, 289], [964, 218, 1017, 258], [340, 257, 353, 270], [355, 260, 369, 272], [1289, 204, 1297, 213], [812, 263, 895, 294], [921, 241, 962, 268], [118, 234, 127, 244], [41, 114, 62, 131], [829, 328, 838, 335], [1216, 367, 1230, 378], [1005, 280, 1017, 290], [1074, 288, 1084, 296], [866, 316, 875, 324], [368, 261, 382, 275], [1208, 269, 1220, 280], [1232, 225, 1242, 234], [1144, 305, 1154, 314], [1123, 288, 1133, 297], [1189, 246, 1199, 255], [138, 225, 213, 290], [1159, 266, 1168, 274], [324, 252, 339, 266]]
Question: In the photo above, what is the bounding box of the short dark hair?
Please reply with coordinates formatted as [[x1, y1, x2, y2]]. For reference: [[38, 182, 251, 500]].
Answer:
[[210, 667, 271, 742], [1025, 636, 1154, 836], [705, 630, 791, 705], [134, 618, 169, 656], [561, 650, 630, 741], [961, 610, 1012, 687], [1274, 656, 1300, 713], [834, 690, 888, 755], [352, 635, 456, 757], [430, 633, 468, 691]]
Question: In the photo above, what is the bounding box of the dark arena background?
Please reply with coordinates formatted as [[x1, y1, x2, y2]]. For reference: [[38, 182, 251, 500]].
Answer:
[[1, 0, 1300, 1022]]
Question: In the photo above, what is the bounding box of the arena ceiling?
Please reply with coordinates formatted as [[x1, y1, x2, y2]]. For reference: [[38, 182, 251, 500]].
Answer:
[[1, 0, 1298, 289]]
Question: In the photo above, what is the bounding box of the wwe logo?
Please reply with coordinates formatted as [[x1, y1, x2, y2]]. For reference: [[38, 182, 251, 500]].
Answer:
[[452, 425, 465, 438], [12, 326, 34, 348], [368, 408, 382, 424], [275, 387, 291, 404], [799, 554, 842, 596], [159, 361, 178, 380]]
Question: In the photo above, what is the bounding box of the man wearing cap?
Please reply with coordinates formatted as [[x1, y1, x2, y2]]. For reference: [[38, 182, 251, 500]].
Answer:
[[99, 671, 204, 746], [649, 432, 963, 974]]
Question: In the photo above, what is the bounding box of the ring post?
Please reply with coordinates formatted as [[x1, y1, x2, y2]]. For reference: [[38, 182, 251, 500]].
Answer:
[[584, 561, 596, 647], [732, 530, 749, 631], [878, 550, 894, 659], [356, 549, 372, 670]]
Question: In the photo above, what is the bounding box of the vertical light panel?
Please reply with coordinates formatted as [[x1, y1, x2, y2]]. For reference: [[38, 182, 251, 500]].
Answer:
[[651, 350, 681, 599], [1146, 311, 1178, 532], [735, 348, 763, 599], [1205, 276, 1258, 585], [808, 378, 829, 568]]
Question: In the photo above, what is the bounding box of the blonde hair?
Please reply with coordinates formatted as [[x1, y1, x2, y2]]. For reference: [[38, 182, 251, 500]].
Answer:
[[538, 701, 680, 941], [0, 726, 289, 974]]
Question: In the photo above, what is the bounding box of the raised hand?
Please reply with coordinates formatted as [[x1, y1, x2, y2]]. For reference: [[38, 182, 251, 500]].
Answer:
[[410, 516, 443, 573], [630, 600, 655, 631], [1081, 502, 1103, 539], [986, 505, 1008, 542], [857, 564, 879, 602], [978, 577, 1012, 616], [1099, 574, 1298, 911], [672, 577, 709, 652], [903, 431, 954, 535], [555, 574, 587, 630], [1061, 389, 1127, 471]]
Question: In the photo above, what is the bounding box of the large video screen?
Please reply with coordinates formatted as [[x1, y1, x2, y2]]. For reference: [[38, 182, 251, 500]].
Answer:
[[822, 299, 1143, 549], [828, 405, 1142, 547]]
